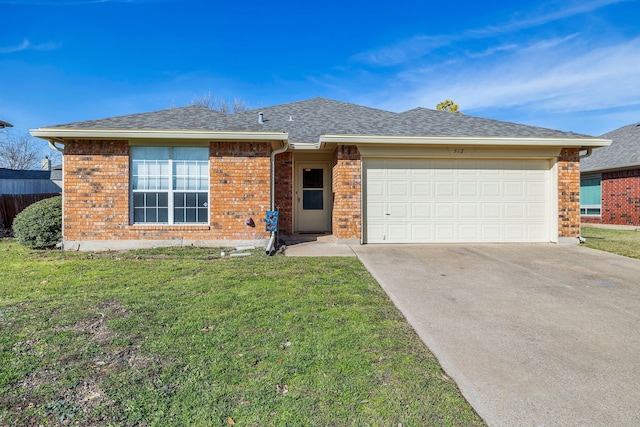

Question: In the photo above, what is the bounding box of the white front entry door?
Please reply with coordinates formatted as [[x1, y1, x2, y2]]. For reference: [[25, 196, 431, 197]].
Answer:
[[295, 162, 332, 232]]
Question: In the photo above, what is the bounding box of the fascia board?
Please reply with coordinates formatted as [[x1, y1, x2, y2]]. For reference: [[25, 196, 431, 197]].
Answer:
[[319, 134, 612, 148], [30, 128, 289, 142]]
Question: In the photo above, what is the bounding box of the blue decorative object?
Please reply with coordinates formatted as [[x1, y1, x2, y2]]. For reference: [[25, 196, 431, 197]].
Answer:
[[265, 210, 278, 232]]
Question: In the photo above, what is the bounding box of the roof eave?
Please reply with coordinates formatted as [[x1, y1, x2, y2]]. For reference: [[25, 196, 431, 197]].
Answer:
[[30, 128, 289, 142], [581, 162, 640, 174], [319, 134, 611, 148]]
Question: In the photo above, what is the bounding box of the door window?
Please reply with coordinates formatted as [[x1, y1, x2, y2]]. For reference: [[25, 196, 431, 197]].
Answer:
[[302, 168, 323, 210]]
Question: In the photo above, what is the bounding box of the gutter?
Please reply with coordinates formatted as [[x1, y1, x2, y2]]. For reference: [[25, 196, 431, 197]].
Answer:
[[30, 128, 289, 142], [318, 134, 612, 149], [579, 148, 592, 159], [266, 140, 290, 255]]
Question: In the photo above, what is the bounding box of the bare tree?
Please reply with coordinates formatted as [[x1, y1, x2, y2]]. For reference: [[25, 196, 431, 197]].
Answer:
[[190, 92, 251, 114], [0, 131, 59, 170], [0, 131, 41, 169]]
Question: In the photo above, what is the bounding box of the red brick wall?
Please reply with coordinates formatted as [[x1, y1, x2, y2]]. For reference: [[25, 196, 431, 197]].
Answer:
[[273, 151, 293, 235], [580, 215, 601, 224], [63, 139, 272, 244], [211, 142, 271, 240], [332, 145, 361, 239], [63, 140, 130, 240], [600, 169, 640, 225], [557, 148, 581, 238]]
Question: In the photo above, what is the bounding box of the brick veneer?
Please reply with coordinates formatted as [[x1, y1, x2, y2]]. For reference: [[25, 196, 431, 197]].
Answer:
[[63, 139, 272, 247], [273, 151, 293, 235], [332, 145, 361, 239], [557, 147, 581, 238], [598, 169, 640, 225]]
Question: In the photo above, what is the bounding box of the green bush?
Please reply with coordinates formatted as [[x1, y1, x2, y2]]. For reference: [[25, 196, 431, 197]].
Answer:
[[13, 195, 62, 249]]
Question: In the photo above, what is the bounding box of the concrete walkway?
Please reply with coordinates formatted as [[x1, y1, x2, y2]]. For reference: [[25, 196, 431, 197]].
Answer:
[[282, 234, 357, 257], [351, 244, 640, 426]]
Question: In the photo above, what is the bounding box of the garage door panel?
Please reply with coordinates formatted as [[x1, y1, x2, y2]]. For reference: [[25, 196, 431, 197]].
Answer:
[[435, 182, 455, 196], [505, 203, 524, 218], [527, 203, 547, 218], [527, 182, 547, 197], [504, 182, 524, 197], [412, 203, 432, 219], [367, 202, 385, 218], [411, 224, 432, 240], [481, 182, 501, 197], [365, 158, 551, 243], [435, 203, 455, 218], [367, 223, 385, 241], [412, 181, 431, 196], [435, 224, 455, 240], [367, 180, 385, 197], [481, 224, 501, 240], [459, 224, 479, 240], [504, 224, 525, 240], [387, 224, 409, 241], [458, 181, 478, 196], [388, 181, 409, 197], [482, 203, 501, 218], [459, 203, 478, 218], [528, 224, 548, 239], [388, 203, 408, 217]]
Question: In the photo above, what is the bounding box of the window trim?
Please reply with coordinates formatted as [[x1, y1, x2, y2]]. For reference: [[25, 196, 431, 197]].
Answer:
[[580, 174, 602, 216], [130, 146, 210, 225]]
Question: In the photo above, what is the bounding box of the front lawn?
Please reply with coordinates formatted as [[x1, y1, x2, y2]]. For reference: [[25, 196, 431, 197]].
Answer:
[[581, 226, 640, 260], [0, 240, 483, 426]]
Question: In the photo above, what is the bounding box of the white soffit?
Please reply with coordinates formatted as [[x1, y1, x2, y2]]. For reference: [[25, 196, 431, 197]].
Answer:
[[319, 134, 612, 149], [30, 128, 289, 142]]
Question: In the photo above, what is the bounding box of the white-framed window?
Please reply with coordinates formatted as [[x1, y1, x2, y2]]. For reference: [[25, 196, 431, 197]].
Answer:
[[131, 146, 209, 224], [580, 175, 601, 216]]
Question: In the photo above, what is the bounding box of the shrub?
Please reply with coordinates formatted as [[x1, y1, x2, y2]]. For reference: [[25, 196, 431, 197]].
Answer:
[[13, 195, 62, 249]]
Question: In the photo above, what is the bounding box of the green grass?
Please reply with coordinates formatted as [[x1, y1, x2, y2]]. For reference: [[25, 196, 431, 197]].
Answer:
[[581, 226, 640, 260], [0, 240, 483, 426]]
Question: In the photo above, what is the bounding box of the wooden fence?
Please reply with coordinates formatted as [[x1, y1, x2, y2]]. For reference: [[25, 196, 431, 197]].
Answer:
[[0, 194, 60, 229]]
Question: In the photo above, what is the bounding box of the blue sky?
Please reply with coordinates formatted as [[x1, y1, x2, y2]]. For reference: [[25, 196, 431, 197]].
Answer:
[[2, 0, 639, 145]]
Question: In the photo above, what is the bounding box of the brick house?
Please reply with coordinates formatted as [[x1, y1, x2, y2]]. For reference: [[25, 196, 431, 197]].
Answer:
[[31, 98, 609, 251], [581, 122, 640, 226]]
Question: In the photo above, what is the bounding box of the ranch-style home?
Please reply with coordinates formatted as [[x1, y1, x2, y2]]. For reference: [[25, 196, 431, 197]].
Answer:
[[581, 122, 640, 226], [31, 97, 609, 251]]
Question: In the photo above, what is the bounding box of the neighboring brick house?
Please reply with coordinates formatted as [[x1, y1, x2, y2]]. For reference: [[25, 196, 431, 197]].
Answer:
[[581, 122, 640, 226], [31, 98, 609, 251]]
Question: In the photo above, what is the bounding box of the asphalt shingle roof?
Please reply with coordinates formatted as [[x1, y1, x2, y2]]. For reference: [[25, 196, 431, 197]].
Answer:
[[46, 97, 595, 142], [581, 122, 640, 172]]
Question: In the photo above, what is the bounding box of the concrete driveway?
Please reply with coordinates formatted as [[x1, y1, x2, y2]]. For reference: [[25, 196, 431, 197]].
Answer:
[[352, 244, 640, 427]]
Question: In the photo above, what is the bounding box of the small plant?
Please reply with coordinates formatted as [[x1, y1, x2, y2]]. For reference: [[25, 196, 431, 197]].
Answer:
[[12, 195, 62, 249]]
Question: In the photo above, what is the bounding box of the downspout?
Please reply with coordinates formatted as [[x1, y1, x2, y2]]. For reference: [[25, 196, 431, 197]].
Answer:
[[266, 140, 289, 255], [46, 138, 65, 250], [47, 139, 65, 153], [579, 148, 592, 159]]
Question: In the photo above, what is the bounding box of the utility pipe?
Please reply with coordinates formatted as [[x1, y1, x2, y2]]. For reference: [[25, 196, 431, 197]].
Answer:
[[266, 140, 289, 255]]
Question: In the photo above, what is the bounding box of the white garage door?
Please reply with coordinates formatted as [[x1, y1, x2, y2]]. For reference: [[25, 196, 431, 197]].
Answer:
[[365, 158, 552, 243]]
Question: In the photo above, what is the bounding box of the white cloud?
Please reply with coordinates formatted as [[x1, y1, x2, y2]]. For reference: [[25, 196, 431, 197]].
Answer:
[[384, 37, 640, 116], [0, 39, 61, 54], [472, 0, 629, 36], [353, 0, 628, 67], [0, 0, 154, 4]]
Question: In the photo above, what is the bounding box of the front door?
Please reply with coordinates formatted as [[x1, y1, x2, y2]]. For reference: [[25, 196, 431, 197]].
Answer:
[[295, 162, 331, 232]]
